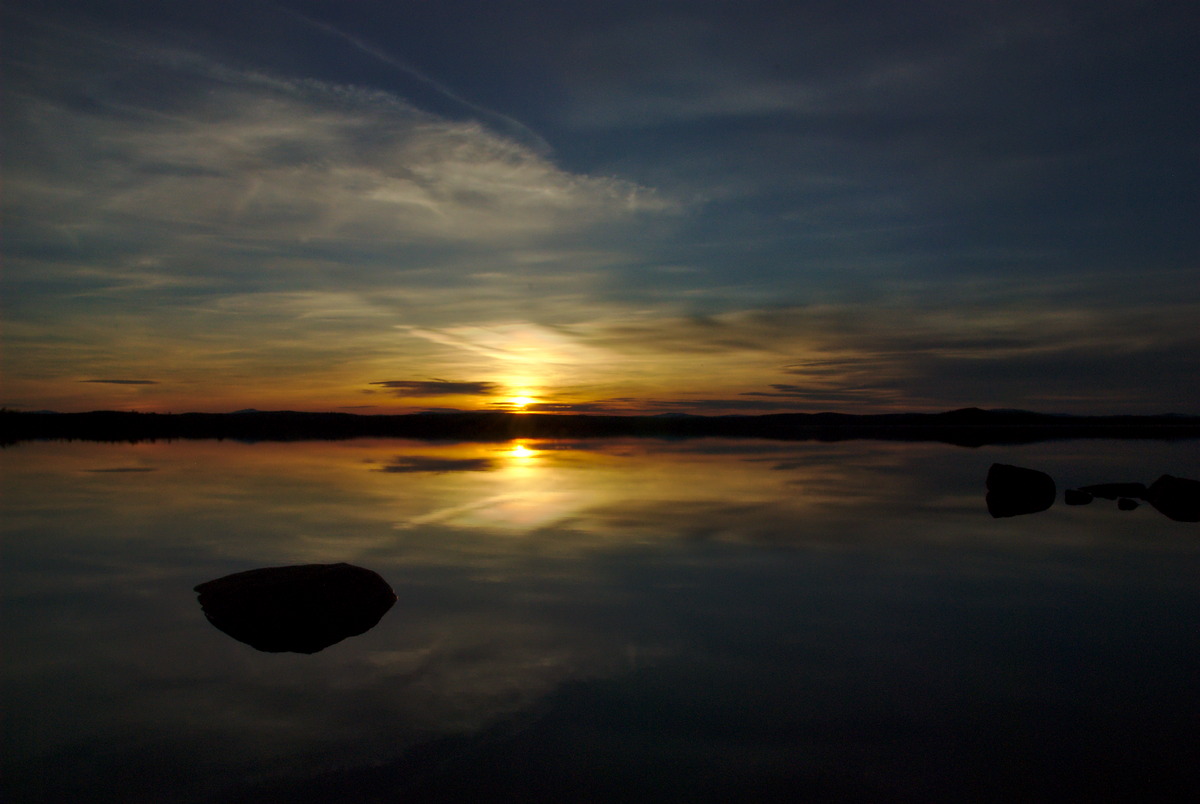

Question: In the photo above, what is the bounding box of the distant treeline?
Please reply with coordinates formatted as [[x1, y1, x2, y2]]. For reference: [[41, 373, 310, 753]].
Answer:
[[3, 408, 1200, 447]]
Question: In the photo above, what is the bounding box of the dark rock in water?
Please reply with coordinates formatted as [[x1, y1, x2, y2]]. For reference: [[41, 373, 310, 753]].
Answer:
[[1078, 482, 1147, 500], [195, 563, 396, 653], [1145, 475, 1200, 522], [986, 463, 1056, 518], [1064, 489, 1093, 505], [1117, 497, 1139, 511]]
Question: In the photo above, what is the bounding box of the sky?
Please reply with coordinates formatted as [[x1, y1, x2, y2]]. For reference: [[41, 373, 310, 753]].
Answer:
[[3, 0, 1197, 415]]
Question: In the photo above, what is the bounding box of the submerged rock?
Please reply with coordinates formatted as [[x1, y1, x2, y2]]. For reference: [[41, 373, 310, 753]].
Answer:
[[986, 463, 1056, 518], [1078, 482, 1147, 500], [1145, 475, 1200, 522], [195, 563, 396, 653]]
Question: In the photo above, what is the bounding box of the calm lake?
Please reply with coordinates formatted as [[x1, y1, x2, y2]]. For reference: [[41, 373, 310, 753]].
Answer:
[[3, 437, 1199, 802]]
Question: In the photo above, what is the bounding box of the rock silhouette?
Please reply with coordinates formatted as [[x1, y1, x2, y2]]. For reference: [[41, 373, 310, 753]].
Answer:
[[195, 563, 396, 653], [1145, 475, 1200, 522], [986, 463, 1056, 518], [987, 468, 1200, 522]]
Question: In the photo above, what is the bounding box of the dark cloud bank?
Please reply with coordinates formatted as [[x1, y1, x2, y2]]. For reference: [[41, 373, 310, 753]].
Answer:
[[371, 380, 497, 397]]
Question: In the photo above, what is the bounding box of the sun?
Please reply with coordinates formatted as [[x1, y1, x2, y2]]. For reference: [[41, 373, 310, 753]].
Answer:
[[510, 396, 536, 409]]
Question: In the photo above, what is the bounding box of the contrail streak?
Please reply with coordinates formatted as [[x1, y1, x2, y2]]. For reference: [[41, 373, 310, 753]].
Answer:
[[278, 4, 552, 154]]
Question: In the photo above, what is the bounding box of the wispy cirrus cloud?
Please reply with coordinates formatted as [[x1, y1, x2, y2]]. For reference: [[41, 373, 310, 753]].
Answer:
[[3, 14, 675, 318], [81, 379, 159, 385], [402, 323, 614, 366], [5, 40, 670, 251]]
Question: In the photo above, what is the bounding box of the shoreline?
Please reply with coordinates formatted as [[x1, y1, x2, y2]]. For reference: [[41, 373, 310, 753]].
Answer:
[[4, 408, 1200, 447]]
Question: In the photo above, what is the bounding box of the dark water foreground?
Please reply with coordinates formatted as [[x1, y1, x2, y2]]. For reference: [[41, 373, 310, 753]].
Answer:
[[3, 438, 1199, 802]]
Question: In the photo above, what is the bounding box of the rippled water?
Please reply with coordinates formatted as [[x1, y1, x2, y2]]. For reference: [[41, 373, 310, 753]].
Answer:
[[3, 437, 1199, 802]]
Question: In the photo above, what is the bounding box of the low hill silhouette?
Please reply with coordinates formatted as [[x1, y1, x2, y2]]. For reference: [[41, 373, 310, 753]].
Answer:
[[3, 408, 1199, 447]]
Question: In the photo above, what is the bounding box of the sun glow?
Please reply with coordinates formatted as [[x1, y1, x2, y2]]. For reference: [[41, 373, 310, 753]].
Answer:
[[508, 442, 536, 460], [509, 396, 536, 409]]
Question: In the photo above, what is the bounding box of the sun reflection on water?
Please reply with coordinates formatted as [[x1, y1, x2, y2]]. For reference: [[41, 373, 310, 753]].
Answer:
[[506, 441, 536, 461], [3, 437, 955, 556]]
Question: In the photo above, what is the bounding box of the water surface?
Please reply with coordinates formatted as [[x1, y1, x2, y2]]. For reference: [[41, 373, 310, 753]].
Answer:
[[3, 438, 1199, 802]]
